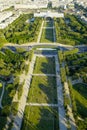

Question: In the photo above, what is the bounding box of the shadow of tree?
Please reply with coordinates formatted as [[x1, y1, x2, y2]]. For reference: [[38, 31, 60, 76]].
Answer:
[[40, 57, 55, 74], [21, 106, 59, 130], [73, 83, 87, 100], [34, 56, 56, 74], [45, 28, 54, 42], [44, 19, 54, 42], [28, 76, 57, 104], [75, 99, 87, 118]]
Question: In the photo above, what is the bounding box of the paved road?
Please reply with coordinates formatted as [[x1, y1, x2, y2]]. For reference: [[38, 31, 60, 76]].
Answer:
[[4, 41, 87, 50], [4, 42, 74, 50], [55, 55, 67, 130]]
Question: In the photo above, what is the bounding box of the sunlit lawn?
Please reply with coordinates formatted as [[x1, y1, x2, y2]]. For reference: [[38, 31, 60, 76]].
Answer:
[[40, 28, 54, 43], [72, 83, 87, 118], [21, 106, 59, 130], [34, 57, 55, 74], [27, 76, 57, 104]]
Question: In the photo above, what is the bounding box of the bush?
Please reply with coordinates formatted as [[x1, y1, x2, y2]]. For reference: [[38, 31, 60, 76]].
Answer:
[[11, 102, 19, 115], [60, 67, 66, 83], [1, 105, 11, 116]]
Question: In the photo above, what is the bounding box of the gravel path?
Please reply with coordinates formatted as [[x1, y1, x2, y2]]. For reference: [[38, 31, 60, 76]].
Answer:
[[64, 82, 76, 130], [32, 74, 56, 76], [11, 55, 36, 130], [26, 103, 58, 107]]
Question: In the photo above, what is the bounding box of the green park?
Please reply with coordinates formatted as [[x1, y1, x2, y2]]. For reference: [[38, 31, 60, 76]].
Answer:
[[0, 10, 87, 130]]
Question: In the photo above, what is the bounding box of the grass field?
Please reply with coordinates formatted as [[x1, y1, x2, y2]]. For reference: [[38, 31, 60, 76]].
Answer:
[[27, 76, 57, 104], [40, 19, 54, 43], [21, 106, 59, 130], [72, 83, 87, 118], [40, 28, 54, 43], [34, 57, 55, 74]]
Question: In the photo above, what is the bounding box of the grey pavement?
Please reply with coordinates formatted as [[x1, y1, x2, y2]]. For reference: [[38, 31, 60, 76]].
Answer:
[[4, 42, 74, 49], [72, 78, 83, 85], [64, 82, 76, 130], [55, 55, 67, 130], [36, 54, 56, 57]]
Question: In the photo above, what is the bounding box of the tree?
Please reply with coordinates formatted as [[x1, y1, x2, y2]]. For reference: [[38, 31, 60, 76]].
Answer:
[[1, 105, 11, 116]]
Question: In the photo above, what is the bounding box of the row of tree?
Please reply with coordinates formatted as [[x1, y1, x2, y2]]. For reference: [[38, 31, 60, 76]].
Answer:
[[55, 14, 87, 45], [2, 14, 42, 44]]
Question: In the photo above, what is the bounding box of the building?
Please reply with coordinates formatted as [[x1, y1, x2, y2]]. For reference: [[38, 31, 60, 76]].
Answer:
[[34, 11, 64, 18], [0, 11, 12, 23], [0, 11, 20, 29]]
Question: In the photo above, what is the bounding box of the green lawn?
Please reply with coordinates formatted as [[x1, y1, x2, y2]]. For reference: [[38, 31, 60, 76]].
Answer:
[[21, 106, 59, 130], [72, 83, 87, 118], [41, 19, 54, 43], [27, 76, 57, 104], [34, 57, 55, 74], [40, 28, 54, 43], [72, 83, 87, 129]]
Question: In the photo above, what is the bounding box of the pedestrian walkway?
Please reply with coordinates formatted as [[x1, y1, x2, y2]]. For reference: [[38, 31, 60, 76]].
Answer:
[[26, 103, 58, 107], [55, 55, 67, 130], [64, 82, 76, 130], [32, 74, 56, 77], [36, 54, 55, 57], [11, 55, 36, 130]]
